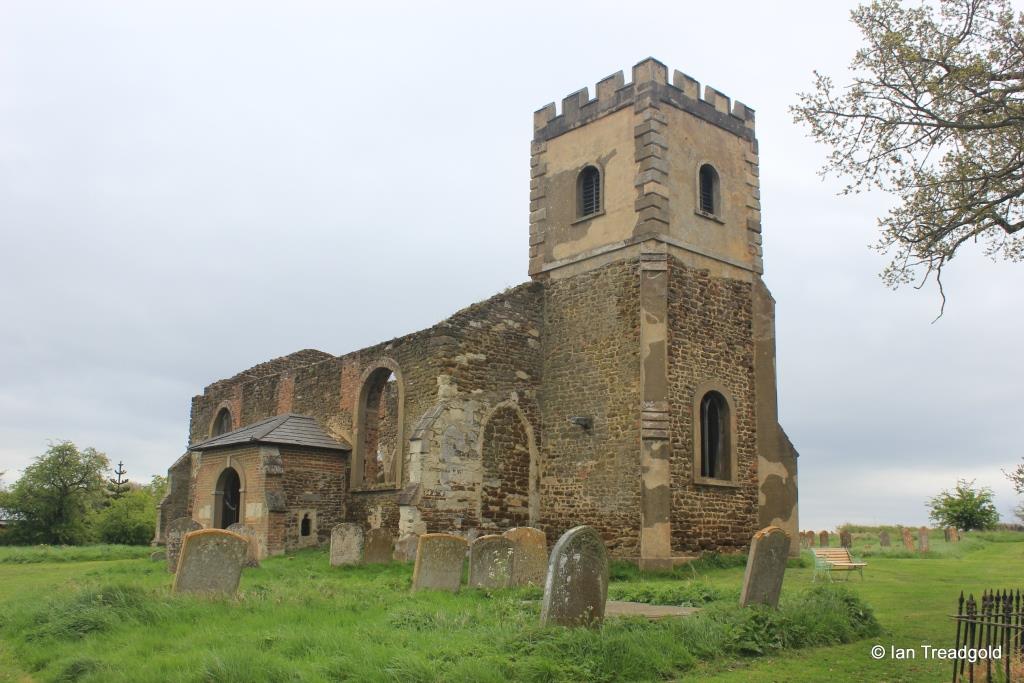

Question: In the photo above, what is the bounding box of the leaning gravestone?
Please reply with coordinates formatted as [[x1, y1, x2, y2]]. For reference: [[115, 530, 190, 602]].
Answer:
[[166, 517, 202, 573], [918, 527, 930, 552], [393, 534, 420, 563], [901, 528, 915, 551], [412, 533, 467, 592], [839, 530, 852, 548], [879, 530, 891, 547], [504, 527, 548, 587], [819, 531, 829, 548], [469, 535, 514, 588], [739, 526, 790, 608], [172, 529, 249, 595], [540, 526, 609, 627], [226, 523, 261, 567], [364, 528, 394, 564], [330, 523, 364, 566]]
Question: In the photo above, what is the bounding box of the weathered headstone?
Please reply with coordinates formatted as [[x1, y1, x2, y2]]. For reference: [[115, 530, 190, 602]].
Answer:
[[166, 517, 202, 573], [172, 529, 249, 595], [739, 526, 790, 608], [805, 530, 816, 548], [393, 534, 420, 563], [412, 533, 467, 592], [839, 530, 852, 548], [364, 528, 394, 564], [540, 526, 609, 627], [901, 528, 915, 551], [918, 527, 930, 552], [504, 527, 548, 587], [226, 523, 261, 567], [149, 550, 166, 562], [949, 527, 960, 543], [819, 530, 829, 548], [330, 523, 364, 567], [469, 535, 514, 588], [943, 527, 951, 543], [879, 530, 891, 547], [799, 534, 810, 549]]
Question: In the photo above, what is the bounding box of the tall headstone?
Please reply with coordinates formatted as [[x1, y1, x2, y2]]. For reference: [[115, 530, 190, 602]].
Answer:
[[739, 526, 790, 608], [226, 523, 261, 567], [799, 533, 810, 549], [468, 535, 514, 588], [364, 528, 394, 564], [540, 526, 609, 627], [950, 527, 960, 543], [166, 517, 202, 573], [393, 534, 420, 563], [879, 530, 891, 547], [504, 527, 548, 587], [412, 533, 467, 592], [172, 529, 249, 595], [819, 530, 829, 548], [943, 527, 951, 543], [330, 523, 364, 567], [918, 527, 930, 552], [901, 528, 915, 551], [839, 530, 852, 548], [805, 530, 816, 548]]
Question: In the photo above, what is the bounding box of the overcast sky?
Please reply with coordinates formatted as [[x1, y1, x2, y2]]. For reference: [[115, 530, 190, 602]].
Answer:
[[1, 1, 1021, 530]]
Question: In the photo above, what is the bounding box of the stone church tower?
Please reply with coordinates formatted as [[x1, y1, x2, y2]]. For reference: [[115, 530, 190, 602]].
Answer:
[[158, 58, 798, 566]]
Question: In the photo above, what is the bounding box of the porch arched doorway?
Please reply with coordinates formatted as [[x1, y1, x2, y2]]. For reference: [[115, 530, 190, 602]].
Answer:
[[214, 467, 241, 529]]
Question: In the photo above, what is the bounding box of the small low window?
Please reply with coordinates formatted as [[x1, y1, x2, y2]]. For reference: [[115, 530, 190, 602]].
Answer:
[[700, 391, 730, 480], [577, 165, 601, 218], [698, 164, 719, 215], [300, 514, 311, 537]]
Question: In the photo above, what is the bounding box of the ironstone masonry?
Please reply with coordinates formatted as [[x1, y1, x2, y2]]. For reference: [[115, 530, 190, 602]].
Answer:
[[155, 58, 800, 564]]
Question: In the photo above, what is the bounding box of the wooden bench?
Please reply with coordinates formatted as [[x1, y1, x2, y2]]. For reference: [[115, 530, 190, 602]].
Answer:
[[812, 547, 866, 581]]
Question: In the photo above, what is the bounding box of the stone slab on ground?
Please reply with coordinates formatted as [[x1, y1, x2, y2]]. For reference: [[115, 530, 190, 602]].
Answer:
[[605, 601, 700, 620], [226, 523, 261, 567], [393, 534, 419, 563]]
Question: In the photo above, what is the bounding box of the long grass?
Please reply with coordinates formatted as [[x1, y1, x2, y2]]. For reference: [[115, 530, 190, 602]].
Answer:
[[0, 544, 153, 564]]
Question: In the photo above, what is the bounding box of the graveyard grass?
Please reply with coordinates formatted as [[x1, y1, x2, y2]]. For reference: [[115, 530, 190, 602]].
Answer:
[[0, 530, 1020, 682]]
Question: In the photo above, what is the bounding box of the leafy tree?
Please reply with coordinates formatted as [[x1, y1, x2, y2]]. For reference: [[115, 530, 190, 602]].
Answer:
[[0, 441, 109, 544], [93, 477, 164, 545], [1002, 459, 1024, 522], [793, 0, 1024, 308], [927, 478, 1000, 530]]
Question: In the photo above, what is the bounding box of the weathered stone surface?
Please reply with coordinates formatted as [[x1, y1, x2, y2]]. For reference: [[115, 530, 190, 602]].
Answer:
[[918, 527, 930, 552], [166, 517, 202, 573], [364, 528, 394, 564], [839, 530, 852, 548], [540, 526, 609, 627], [469, 535, 514, 588], [805, 530, 815, 547], [393, 534, 419, 563], [226, 523, 261, 567], [172, 529, 249, 595], [818, 531, 829, 548], [879, 530, 891, 547], [948, 527, 960, 543], [330, 523, 364, 566], [901, 528, 915, 552], [412, 533, 467, 592], [504, 527, 547, 587], [149, 550, 166, 562], [739, 526, 789, 608]]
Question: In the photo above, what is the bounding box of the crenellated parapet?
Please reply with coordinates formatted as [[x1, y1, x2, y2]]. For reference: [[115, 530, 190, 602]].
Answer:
[[533, 58, 755, 144]]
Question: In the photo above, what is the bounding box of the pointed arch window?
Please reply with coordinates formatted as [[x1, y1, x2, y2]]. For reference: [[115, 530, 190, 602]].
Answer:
[[212, 408, 232, 437]]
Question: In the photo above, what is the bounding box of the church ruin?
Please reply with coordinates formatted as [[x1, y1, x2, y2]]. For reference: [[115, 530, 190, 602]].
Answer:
[[156, 58, 800, 567]]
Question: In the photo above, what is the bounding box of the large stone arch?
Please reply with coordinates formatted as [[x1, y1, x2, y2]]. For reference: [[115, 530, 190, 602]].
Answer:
[[477, 400, 539, 530], [351, 358, 405, 488]]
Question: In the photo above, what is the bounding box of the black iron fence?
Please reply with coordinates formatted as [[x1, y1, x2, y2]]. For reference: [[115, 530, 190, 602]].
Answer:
[[952, 590, 1023, 682]]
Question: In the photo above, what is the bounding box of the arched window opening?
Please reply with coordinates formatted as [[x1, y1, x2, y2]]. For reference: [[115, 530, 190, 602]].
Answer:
[[577, 165, 601, 218], [300, 513, 311, 537], [479, 405, 536, 530], [214, 467, 241, 529], [700, 391, 730, 480], [212, 408, 232, 437], [699, 164, 719, 215], [359, 368, 400, 486]]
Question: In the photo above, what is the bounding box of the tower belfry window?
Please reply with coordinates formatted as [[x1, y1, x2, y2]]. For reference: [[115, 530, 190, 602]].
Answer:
[[578, 165, 601, 218], [699, 164, 719, 215]]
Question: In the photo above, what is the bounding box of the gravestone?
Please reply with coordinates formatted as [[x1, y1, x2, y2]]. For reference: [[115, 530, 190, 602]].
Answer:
[[412, 533, 467, 592], [943, 527, 951, 543], [540, 526, 609, 627], [166, 517, 202, 573], [879, 530, 891, 547], [799, 533, 810, 549], [901, 528, 915, 551], [739, 526, 790, 608], [149, 550, 166, 562], [805, 530, 816, 548], [839, 530, 852, 548], [393, 534, 420, 563], [226, 523, 261, 567], [330, 523, 364, 566], [468, 535, 514, 588], [819, 531, 829, 548], [504, 527, 548, 587], [172, 529, 249, 595], [918, 527, 930, 552], [949, 527, 960, 543], [364, 528, 394, 564]]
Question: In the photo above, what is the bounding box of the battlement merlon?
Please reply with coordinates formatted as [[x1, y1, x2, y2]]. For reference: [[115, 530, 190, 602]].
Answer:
[[533, 58, 756, 143]]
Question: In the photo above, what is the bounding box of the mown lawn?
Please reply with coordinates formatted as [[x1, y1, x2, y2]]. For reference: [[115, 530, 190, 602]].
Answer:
[[0, 529, 1018, 682]]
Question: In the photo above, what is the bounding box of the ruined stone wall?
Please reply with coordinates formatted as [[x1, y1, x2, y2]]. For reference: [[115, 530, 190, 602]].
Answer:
[[155, 453, 193, 542], [538, 259, 642, 556], [667, 257, 758, 552], [480, 405, 532, 530], [280, 446, 347, 550]]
